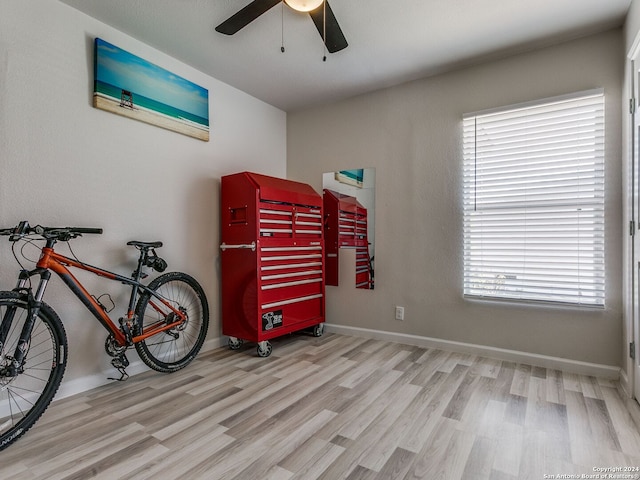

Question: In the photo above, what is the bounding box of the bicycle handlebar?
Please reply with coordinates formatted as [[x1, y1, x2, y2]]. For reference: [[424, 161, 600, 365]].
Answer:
[[0, 221, 103, 240], [66, 227, 104, 235]]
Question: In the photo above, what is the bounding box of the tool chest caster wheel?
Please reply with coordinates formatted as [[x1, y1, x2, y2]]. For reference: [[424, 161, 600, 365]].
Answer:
[[228, 337, 243, 350], [312, 324, 324, 337], [257, 341, 272, 357]]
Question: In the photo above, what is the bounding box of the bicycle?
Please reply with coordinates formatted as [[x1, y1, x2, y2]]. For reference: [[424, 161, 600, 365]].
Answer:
[[0, 221, 209, 451]]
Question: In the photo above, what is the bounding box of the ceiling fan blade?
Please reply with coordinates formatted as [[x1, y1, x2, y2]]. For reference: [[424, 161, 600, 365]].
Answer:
[[215, 0, 283, 35], [309, 1, 348, 53]]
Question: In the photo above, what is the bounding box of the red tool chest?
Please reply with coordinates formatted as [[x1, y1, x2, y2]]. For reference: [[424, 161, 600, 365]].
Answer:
[[323, 189, 373, 289], [220, 172, 325, 357]]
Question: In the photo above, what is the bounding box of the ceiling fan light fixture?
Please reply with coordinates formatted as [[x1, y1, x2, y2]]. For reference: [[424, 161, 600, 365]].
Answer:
[[284, 0, 323, 13]]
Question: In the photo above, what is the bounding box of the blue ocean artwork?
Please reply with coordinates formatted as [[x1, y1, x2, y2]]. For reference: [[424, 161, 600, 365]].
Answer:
[[336, 169, 364, 187], [93, 38, 209, 141]]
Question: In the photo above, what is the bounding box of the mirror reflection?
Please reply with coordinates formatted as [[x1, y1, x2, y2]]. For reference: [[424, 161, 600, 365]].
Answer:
[[323, 168, 375, 289]]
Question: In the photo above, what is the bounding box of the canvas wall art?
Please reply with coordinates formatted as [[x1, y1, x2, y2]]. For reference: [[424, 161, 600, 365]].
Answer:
[[93, 38, 209, 141], [335, 169, 364, 188]]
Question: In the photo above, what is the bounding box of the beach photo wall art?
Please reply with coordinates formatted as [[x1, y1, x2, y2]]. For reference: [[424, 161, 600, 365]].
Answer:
[[93, 38, 209, 141], [335, 169, 364, 188]]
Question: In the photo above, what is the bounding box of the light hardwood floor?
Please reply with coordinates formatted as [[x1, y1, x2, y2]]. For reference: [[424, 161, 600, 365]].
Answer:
[[2, 333, 640, 479]]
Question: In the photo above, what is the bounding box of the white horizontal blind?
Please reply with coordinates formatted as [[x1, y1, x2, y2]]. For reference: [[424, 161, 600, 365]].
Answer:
[[462, 90, 605, 307]]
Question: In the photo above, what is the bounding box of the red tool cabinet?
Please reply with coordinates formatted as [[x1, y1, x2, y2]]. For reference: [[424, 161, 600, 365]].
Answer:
[[220, 172, 325, 357], [323, 189, 373, 289]]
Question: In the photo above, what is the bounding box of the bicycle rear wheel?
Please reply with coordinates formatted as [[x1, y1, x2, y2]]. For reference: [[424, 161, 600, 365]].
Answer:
[[134, 272, 209, 373], [0, 291, 67, 451]]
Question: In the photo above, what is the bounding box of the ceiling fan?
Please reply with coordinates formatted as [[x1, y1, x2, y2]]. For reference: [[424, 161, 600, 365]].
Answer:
[[215, 0, 348, 53]]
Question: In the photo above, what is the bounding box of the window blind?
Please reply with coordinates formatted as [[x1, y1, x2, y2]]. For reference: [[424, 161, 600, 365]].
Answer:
[[462, 90, 605, 307]]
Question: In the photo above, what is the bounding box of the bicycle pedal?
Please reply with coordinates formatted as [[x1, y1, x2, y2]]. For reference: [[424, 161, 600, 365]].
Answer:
[[110, 354, 129, 369], [108, 354, 130, 381], [107, 367, 129, 382]]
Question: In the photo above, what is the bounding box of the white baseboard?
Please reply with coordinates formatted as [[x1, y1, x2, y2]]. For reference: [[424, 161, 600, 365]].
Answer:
[[56, 336, 223, 401], [619, 369, 631, 397], [324, 323, 621, 380]]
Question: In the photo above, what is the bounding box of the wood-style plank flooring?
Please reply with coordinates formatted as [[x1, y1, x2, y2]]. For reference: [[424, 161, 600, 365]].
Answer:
[[2, 333, 640, 479]]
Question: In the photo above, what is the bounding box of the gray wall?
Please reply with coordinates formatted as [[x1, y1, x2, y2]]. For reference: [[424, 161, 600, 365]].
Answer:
[[0, 0, 286, 395], [287, 29, 624, 367]]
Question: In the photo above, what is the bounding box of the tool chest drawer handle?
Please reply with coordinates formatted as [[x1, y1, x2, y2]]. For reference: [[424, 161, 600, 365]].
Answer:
[[220, 242, 256, 252]]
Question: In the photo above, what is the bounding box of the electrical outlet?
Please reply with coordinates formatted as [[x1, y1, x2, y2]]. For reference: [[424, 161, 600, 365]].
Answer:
[[395, 306, 404, 321]]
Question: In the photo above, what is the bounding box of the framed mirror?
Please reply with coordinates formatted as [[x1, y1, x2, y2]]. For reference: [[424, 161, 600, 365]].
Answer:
[[323, 168, 375, 289]]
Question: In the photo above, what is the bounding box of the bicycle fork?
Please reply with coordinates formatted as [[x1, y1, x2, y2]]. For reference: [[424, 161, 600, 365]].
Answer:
[[0, 269, 49, 377]]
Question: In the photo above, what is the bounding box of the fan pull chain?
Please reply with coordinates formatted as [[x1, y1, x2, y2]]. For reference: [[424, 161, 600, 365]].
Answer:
[[281, 2, 285, 53], [322, 0, 327, 61]]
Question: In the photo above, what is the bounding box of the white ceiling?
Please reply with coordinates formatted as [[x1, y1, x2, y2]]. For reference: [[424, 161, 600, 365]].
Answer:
[[59, 0, 631, 112]]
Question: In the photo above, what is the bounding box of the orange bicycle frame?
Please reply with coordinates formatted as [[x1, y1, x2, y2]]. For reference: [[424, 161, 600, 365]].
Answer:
[[34, 247, 186, 347]]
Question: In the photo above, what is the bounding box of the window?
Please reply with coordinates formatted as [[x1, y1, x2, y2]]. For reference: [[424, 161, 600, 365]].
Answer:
[[462, 90, 605, 307]]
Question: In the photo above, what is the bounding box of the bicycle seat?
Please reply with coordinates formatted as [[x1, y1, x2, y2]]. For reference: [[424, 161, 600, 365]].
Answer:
[[127, 240, 163, 249]]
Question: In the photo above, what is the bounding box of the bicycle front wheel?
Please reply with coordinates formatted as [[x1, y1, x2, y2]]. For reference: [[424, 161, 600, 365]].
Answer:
[[0, 291, 67, 451], [134, 272, 209, 373]]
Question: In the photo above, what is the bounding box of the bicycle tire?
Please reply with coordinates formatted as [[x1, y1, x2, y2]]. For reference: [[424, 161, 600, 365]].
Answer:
[[0, 291, 67, 451], [134, 272, 209, 373]]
